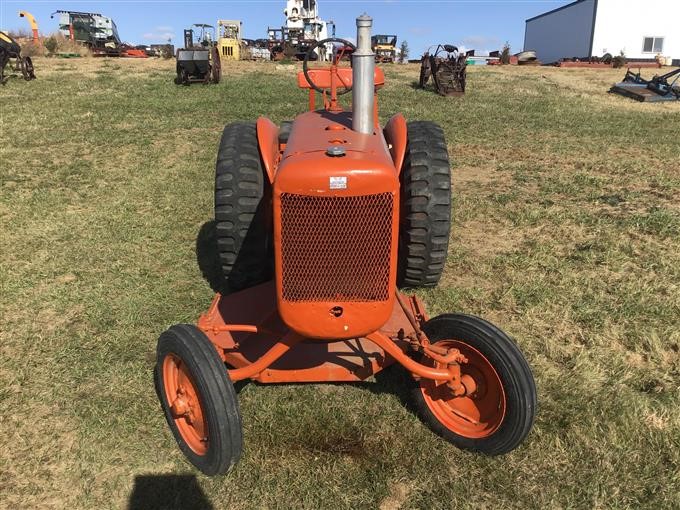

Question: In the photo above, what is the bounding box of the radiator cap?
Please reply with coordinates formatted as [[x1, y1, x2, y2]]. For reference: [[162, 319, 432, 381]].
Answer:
[[326, 145, 346, 157]]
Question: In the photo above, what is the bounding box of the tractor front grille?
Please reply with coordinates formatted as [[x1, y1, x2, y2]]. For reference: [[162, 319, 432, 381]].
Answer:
[[279, 192, 394, 302]]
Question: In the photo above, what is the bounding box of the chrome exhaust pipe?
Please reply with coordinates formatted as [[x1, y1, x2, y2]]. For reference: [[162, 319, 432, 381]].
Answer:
[[352, 14, 375, 134]]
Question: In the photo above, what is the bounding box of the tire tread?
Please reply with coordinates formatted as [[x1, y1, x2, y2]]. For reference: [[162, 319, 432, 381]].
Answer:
[[214, 122, 272, 293], [398, 121, 452, 288]]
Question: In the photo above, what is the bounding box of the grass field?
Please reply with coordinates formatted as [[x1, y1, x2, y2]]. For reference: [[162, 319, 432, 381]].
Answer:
[[1, 57, 679, 509]]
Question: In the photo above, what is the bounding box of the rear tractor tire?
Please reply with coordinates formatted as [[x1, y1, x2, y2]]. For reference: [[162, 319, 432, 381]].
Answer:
[[211, 47, 221, 84], [214, 122, 273, 294], [174, 63, 184, 85], [412, 314, 536, 455], [156, 324, 243, 475], [20, 57, 35, 81], [397, 121, 452, 288]]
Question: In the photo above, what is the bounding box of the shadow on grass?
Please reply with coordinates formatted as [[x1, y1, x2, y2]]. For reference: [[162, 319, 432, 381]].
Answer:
[[195, 214, 273, 296], [360, 363, 418, 414], [195, 220, 225, 295], [128, 474, 212, 510], [237, 363, 418, 415], [410, 80, 441, 94]]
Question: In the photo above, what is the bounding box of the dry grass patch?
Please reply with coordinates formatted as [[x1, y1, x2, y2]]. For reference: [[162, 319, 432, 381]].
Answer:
[[1, 58, 679, 509]]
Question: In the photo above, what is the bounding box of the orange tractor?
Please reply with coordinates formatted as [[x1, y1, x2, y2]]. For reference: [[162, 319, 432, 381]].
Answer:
[[156, 14, 536, 475]]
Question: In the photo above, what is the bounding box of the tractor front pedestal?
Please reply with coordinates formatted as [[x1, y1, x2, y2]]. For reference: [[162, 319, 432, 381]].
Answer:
[[157, 284, 536, 476], [195, 281, 436, 384]]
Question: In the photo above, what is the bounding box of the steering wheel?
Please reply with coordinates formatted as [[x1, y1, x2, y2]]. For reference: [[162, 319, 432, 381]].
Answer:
[[303, 38, 357, 96]]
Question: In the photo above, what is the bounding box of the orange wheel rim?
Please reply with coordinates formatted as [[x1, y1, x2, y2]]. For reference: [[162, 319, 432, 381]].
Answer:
[[162, 354, 209, 455], [420, 340, 506, 439]]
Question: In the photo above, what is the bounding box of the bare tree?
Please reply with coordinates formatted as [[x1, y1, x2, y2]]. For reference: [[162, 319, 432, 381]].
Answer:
[[501, 42, 511, 64], [399, 40, 409, 63]]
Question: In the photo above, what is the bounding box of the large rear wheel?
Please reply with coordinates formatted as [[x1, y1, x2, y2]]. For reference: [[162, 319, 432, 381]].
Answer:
[[397, 121, 452, 288], [412, 314, 536, 455], [419, 56, 432, 87], [211, 47, 221, 84], [20, 56, 35, 80], [156, 324, 243, 475], [174, 63, 183, 85], [214, 122, 272, 293]]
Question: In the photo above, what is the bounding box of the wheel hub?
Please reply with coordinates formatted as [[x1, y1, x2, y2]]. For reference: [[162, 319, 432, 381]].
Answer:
[[170, 387, 197, 422], [162, 354, 209, 455], [420, 340, 506, 438]]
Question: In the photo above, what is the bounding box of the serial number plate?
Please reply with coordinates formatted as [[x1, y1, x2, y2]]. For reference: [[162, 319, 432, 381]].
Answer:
[[329, 176, 347, 189]]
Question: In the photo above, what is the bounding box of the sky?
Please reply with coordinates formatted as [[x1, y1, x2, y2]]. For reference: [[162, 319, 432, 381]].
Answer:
[[0, 0, 573, 56]]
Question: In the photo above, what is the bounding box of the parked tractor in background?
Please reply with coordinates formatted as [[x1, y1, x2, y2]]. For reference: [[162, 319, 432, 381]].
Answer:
[[217, 20, 242, 61], [155, 14, 536, 476], [419, 44, 467, 97], [0, 30, 36, 84], [372, 34, 397, 63], [174, 24, 221, 86]]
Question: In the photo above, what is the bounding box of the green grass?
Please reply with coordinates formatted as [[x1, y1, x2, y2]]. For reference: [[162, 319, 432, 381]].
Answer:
[[1, 58, 679, 509]]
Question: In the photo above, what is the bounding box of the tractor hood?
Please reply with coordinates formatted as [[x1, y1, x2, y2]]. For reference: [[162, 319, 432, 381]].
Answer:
[[276, 110, 397, 197], [282, 110, 382, 155]]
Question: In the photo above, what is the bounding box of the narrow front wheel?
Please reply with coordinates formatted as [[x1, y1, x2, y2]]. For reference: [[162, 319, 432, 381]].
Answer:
[[156, 324, 243, 475], [412, 314, 536, 455]]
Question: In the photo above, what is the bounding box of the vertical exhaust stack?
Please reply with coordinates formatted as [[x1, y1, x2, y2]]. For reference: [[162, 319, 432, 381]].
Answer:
[[352, 14, 375, 134]]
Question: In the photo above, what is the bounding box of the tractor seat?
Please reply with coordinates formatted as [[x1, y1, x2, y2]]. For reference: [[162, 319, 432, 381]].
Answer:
[[297, 67, 385, 90]]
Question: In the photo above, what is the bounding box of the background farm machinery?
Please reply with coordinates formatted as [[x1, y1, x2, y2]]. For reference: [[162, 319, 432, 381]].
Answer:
[[0, 30, 35, 83], [419, 44, 467, 96], [18, 11, 40, 44], [372, 34, 397, 63], [267, 0, 335, 61], [52, 10, 121, 55], [51, 10, 149, 57], [217, 20, 242, 61], [175, 24, 221, 85], [610, 67, 680, 102]]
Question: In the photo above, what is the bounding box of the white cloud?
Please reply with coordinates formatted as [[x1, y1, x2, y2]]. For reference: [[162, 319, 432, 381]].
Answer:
[[143, 26, 175, 42], [143, 31, 174, 42]]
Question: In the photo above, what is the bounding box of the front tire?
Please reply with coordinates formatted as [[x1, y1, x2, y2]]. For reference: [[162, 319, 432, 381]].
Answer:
[[412, 314, 536, 455], [156, 324, 243, 475], [397, 121, 452, 288]]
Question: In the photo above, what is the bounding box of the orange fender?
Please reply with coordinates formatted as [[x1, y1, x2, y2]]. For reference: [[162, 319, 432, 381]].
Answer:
[[256, 116, 279, 184], [383, 113, 408, 174]]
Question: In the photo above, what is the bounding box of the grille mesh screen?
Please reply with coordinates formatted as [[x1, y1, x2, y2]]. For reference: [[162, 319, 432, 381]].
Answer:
[[280, 192, 394, 302]]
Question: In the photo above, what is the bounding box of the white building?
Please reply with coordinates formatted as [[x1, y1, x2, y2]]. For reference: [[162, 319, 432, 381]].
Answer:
[[524, 0, 679, 64]]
